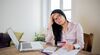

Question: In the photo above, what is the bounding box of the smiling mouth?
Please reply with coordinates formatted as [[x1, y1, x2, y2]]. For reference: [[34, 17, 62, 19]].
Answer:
[[57, 22, 62, 24]]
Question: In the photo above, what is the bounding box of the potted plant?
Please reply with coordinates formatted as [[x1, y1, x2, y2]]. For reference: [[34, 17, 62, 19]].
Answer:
[[34, 33, 45, 42]]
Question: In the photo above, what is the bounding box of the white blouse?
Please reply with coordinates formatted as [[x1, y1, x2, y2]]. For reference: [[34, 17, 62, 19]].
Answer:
[[45, 21, 84, 49]]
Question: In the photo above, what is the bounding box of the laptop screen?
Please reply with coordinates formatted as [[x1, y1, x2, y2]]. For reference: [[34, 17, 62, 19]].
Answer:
[[7, 28, 19, 49]]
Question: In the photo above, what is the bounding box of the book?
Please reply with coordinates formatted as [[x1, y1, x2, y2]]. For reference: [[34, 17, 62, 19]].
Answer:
[[42, 46, 80, 55]]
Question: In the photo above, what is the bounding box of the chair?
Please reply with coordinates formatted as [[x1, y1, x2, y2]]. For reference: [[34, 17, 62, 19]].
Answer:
[[83, 33, 93, 52], [0, 33, 11, 48]]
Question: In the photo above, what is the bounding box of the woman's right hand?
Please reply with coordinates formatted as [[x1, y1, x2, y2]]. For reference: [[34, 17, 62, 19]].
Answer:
[[62, 42, 75, 51], [47, 14, 54, 30]]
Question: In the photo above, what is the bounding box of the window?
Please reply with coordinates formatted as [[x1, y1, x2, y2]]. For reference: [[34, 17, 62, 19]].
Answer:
[[50, 0, 72, 20]]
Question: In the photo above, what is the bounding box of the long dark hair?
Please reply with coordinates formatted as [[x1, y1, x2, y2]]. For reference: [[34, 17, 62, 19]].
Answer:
[[51, 9, 67, 45]]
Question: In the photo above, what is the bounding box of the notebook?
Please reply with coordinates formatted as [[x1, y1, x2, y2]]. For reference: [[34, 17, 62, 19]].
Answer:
[[51, 48, 80, 55], [7, 28, 44, 51]]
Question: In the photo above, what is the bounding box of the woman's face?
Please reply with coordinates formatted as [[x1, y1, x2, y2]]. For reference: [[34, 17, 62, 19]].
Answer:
[[52, 13, 66, 25]]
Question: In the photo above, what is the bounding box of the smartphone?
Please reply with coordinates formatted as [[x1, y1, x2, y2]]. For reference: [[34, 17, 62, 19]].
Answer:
[[57, 41, 66, 47]]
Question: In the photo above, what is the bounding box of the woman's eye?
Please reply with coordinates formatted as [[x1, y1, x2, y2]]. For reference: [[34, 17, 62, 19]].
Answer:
[[55, 18, 58, 20]]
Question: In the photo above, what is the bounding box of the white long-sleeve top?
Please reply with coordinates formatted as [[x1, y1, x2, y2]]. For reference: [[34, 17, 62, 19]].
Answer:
[[45, 21, 84, 49]]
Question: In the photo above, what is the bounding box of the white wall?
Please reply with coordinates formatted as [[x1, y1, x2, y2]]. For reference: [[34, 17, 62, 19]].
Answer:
[[0, 0, 41, 34], [42, 0, 51, 31], [72, 0, 100, 54], [0, 0, 42, 41], [41, 0, 48, 30]]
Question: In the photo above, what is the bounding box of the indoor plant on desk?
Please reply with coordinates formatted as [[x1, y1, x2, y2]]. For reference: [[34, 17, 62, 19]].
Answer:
[[34, 33, 45, 42]]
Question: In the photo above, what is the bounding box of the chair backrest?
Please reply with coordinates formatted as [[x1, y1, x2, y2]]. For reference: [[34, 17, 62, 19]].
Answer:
[[83, 33, 93, 52]]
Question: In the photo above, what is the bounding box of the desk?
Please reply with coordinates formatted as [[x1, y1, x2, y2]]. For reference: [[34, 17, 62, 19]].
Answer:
[[0, 46, 98, 55]]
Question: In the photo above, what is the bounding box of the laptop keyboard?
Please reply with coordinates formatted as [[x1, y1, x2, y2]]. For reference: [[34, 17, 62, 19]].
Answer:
[[22, 42, 32, 49]]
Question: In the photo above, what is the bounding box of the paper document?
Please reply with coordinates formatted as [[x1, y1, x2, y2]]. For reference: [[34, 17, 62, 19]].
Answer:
[[42, 47, 57, 54], [31, 42, 44, 50]]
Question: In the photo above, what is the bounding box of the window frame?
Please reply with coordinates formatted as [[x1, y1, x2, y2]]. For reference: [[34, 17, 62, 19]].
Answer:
[[49, 0, 72, 19]]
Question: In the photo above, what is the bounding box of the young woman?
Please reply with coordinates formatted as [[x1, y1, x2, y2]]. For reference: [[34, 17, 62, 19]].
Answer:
[[45, 9, 84, 51]]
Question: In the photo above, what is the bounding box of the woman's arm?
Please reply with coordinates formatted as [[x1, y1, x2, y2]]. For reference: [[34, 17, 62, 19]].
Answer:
[[45, 28, 53, 43], [74, 23, 84, 49], [45, 14, 54, 44], [61, 23, 84, 51]]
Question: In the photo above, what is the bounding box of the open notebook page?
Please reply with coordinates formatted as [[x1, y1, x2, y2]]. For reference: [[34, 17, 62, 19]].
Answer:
[[51, 48, 80, 55]]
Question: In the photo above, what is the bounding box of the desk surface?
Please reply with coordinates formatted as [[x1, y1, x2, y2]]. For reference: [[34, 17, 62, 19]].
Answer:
[[0, 46, 98, 55]]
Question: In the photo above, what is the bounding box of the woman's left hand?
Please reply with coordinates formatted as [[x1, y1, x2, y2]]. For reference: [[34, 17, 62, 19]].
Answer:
[[62, 42, 74, 51]]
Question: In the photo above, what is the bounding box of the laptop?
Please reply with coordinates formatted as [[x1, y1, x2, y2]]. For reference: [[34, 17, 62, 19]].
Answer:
[[7, 28, 44, 51]]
